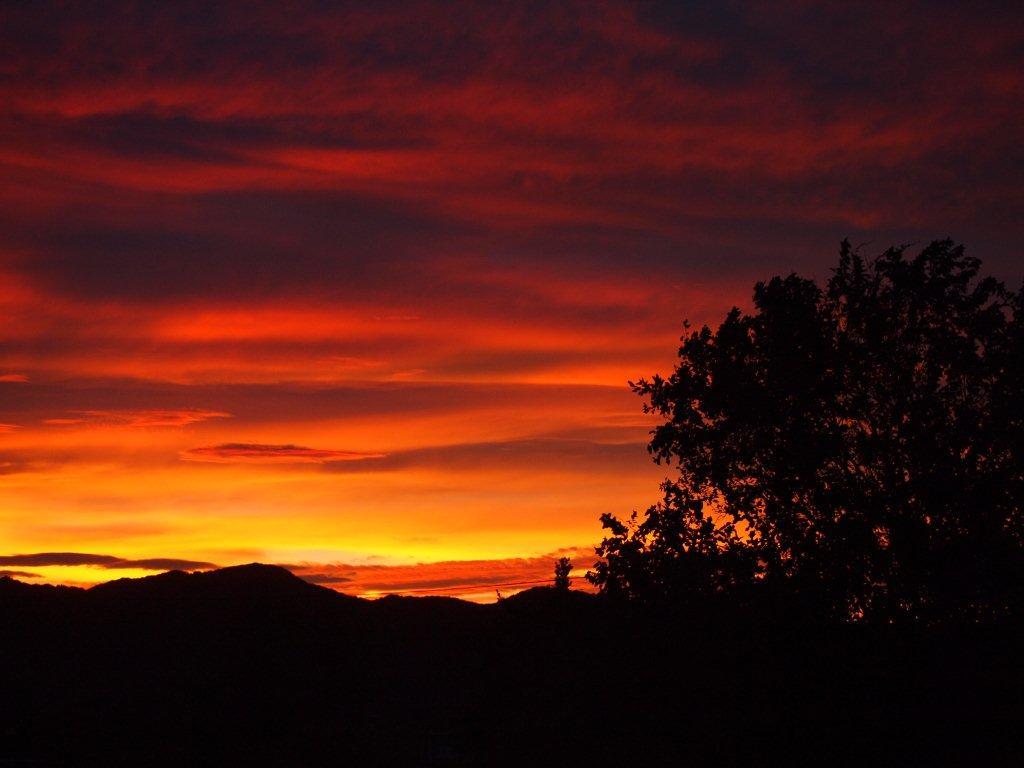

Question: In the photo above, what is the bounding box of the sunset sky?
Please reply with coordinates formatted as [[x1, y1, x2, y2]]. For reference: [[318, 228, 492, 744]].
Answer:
[[1, 0, 1022, 600]]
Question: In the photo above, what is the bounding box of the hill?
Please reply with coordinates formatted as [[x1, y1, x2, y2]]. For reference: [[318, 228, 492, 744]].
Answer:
[[0, 566, 1020, 766]]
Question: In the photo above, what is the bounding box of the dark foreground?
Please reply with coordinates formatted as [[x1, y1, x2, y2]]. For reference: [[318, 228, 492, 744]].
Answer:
[[1, 565, 1021, 767]]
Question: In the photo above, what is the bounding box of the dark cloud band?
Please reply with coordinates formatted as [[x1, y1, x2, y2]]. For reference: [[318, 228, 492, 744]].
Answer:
[[0, 553, 217, 571]]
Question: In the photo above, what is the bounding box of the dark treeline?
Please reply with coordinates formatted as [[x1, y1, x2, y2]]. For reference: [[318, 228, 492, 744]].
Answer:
[[1, 241, 1022, 766]]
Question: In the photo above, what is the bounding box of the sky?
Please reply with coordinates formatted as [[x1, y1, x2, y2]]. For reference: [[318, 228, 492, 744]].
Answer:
[[1, 0, 1022, 601]]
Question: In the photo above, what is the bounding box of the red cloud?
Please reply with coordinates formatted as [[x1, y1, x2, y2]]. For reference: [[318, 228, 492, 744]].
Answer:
[[182, 443, 386, 464], [43, 409, 231, 428]]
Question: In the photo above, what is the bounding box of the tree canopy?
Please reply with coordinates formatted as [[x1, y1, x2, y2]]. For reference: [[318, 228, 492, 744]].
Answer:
[[553, 557, 572, 590], [589, 240, 1023, 622]]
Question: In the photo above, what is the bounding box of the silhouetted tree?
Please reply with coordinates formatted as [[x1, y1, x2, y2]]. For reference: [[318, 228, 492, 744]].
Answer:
[[590, 240, 1023, 622], [554, 557, 572, 590], [587, 486, 758, 605]]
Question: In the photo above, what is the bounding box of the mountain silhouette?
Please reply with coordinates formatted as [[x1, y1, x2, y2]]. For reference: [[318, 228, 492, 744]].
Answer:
[[1, 565, 1020, 766], [88, 562, 354, 607]]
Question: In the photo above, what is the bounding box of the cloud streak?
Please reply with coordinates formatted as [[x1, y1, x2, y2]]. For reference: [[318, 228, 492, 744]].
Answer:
[[181, 443, 386, 464], [43, 409, 231, 428], [0, 553, 217, 571], [0, 569, 40, 579]]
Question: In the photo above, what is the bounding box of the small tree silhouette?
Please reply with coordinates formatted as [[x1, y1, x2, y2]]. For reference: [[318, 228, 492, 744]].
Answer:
[[590, 240, 1024, 622], [554, 557, 572, 590]]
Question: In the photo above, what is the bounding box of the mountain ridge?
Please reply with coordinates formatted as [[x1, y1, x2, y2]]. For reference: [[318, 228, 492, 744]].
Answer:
[[1, 564, 1019, 766]]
